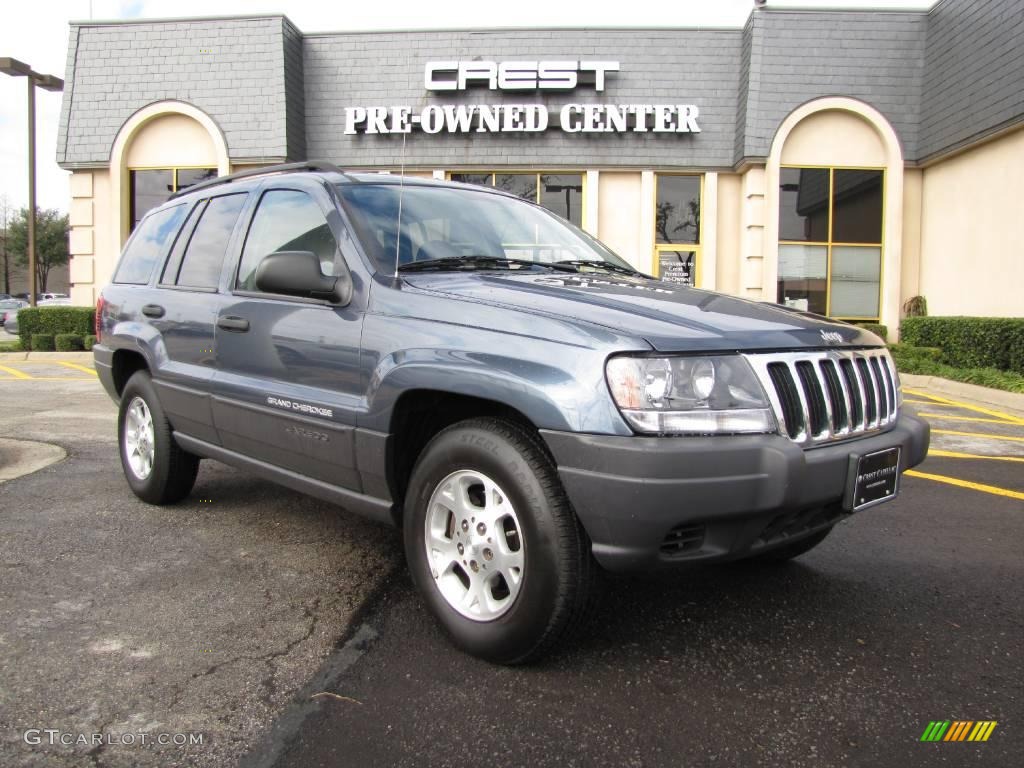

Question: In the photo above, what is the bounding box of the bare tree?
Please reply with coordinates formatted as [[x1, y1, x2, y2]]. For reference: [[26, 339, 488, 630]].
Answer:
[[0, 195, 12, 295]]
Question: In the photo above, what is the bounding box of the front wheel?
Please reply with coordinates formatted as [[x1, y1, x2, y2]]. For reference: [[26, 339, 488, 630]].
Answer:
[[404, 418, 595, 665], [118, 370, 199, 504]]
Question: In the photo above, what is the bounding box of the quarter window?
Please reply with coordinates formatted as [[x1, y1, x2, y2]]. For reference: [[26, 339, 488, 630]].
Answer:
[[129, 167, 217, 230], [449, 172, 584, 227], [164, 194, 247, 290], [113, 204, 188, 285], [777, 167, 884, 320], [236, 190, 338, 292]]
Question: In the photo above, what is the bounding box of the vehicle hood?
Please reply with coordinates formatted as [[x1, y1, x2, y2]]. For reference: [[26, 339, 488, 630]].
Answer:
[[401, 271, 883, 352]]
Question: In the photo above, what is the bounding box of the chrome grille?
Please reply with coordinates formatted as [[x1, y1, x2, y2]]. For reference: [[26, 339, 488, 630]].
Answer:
[[744, 350, 900, 446]]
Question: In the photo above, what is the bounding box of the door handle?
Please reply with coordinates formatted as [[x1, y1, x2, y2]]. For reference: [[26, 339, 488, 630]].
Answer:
[[217, 315, 250, 333], [141, 304, 165, 318]]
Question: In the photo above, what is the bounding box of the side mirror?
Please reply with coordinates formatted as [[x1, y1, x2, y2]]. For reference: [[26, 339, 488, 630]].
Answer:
[[254, 251, 352, 305]]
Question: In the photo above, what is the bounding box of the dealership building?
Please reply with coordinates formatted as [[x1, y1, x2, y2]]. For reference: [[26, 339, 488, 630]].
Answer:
[[56, 0, 1022, 333]]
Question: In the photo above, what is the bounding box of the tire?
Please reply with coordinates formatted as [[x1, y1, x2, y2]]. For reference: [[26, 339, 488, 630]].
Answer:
[[118, 370, 199, 505], [404, 417, 595, 665], [746, 526, 834, 564]]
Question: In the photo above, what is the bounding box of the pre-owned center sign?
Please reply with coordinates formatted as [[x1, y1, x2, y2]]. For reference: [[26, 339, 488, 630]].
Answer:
[[343, 60, 701, 135]]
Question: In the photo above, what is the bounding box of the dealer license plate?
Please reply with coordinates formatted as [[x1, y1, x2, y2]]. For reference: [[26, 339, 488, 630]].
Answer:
[[845, 447, 901, 511]]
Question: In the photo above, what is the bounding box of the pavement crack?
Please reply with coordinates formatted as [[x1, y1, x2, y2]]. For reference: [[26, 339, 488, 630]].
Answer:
[[85, 714, 118, 768], [258, 598, 322, 707]]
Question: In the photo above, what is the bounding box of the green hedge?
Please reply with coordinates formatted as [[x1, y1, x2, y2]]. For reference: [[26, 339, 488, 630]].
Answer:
[[32, 333, 55, 351], [84, 334, 97, 352], [55, 333, 85, 352], [856, 322, 888, 341], [900, 316, 1024, 374], [888, 344, 943, 365], [17, 307, 95, 353]]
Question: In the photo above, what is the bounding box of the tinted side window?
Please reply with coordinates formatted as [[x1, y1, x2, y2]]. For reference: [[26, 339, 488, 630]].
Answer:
[[237, 190, 338, 291], [113, 204, 188, 285], [173, 194, 248, 290]]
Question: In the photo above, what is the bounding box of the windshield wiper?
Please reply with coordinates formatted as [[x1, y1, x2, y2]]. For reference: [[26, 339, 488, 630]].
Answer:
[[398, 256, 576, 273], [554, 260, 639, 276]]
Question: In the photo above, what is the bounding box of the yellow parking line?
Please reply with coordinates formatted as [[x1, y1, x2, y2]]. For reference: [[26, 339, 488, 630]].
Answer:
[[919, 412, 1022, 426], [0, 376, 94, 382], [0, 364, 31, 379], [929, 449, 1024, 463], [933, 429, 1024, 443], [57, 361, 97, 376], [905, 470, 1024, 501], [902, 388, 1024, 426]]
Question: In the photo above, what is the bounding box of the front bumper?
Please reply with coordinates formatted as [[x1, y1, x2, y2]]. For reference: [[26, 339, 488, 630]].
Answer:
[[541, 413, 929, 572]]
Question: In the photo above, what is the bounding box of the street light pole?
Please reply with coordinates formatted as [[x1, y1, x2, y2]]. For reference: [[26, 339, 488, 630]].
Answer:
[[0, 57, 64, 307], [26, 75, 36, 307]]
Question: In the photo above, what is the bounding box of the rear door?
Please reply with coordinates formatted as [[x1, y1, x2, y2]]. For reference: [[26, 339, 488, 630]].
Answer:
[[144, 192, 250, 443], [211, 178, 366, 490]]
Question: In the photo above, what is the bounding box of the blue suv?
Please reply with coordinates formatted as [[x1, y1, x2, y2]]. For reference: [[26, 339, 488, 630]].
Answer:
[[94, 162, 929, 663]]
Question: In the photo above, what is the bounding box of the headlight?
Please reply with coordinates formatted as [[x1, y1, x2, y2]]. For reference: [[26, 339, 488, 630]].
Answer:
[[605, 354, 777, 435]]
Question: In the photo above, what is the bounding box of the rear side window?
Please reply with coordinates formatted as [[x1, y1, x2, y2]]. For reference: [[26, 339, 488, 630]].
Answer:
[[236, 190, 338, 291], [113, 204, 188, 285], [165, 193, 247, 290]]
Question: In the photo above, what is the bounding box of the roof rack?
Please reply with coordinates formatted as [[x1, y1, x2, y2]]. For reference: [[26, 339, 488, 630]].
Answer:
[[168, 161, 351, 200]]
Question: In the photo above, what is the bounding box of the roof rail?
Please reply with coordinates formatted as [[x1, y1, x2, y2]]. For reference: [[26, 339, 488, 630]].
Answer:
[[168, 161, 350, 200]]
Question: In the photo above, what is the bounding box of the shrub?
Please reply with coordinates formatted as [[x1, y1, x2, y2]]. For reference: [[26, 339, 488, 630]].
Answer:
[[900, 317, 1024, 374], [55, 333, 85, 352], [856, 322, 888, 341], [84, 334, 97, 351], [891, 354, 1024, 394], [0, 339, 22, 353], [902, 295, 928, 317], [17, 306, 95, 354], [31, 333, 56, 351], [888, 344, 943, 365]]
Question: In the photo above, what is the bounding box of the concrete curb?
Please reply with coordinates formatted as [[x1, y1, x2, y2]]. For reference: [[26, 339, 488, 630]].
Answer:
[[0, 351, 95, 363], [901, 373, 1024, 417]]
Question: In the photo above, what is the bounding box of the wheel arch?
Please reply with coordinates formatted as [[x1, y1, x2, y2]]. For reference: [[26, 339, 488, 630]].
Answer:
[[384, 389, 551, 526], [111, 348, 150, 397]]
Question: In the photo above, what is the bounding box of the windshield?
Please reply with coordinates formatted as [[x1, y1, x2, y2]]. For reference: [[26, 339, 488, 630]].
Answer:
[[336, 183, 635, 274]]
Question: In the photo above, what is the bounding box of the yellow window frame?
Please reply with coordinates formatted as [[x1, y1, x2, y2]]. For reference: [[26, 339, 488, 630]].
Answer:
[[127, 165, 218, 230], [652, 173, 703, 287], [778, 164, 885, 322]]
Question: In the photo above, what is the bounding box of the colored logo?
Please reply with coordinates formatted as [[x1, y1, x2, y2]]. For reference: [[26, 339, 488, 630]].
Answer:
[[920, 721, 997, 742]]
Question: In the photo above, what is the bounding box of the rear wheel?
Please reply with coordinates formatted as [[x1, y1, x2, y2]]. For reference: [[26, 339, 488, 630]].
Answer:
[[118, 371, 199, 504], [404, 417, 595, 664]]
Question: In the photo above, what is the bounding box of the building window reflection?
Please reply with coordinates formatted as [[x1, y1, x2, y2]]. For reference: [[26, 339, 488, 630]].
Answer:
[[778, 166, 883, 320]]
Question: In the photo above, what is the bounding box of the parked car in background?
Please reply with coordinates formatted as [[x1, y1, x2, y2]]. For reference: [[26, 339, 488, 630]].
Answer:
[[0, 299, 28, 326], [3, 307, 22, 335], [3, 298, 73, 336]]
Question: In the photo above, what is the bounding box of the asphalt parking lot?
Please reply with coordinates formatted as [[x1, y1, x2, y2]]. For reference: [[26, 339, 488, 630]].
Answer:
[[0, 361, 1021, 767]]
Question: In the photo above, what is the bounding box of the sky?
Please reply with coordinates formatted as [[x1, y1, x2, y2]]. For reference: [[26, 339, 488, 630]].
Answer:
[[0, 0, 937, 215]]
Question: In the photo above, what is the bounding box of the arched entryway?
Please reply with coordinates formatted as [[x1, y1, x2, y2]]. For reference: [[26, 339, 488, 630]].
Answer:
[[109, 101, 230, 246], [763, 98, 904, 335]]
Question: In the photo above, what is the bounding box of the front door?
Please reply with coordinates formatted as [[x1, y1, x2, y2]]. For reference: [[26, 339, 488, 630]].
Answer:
[[212, 181, 365, 490]]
